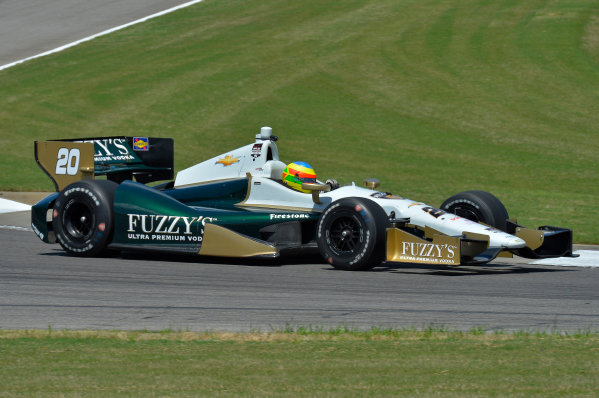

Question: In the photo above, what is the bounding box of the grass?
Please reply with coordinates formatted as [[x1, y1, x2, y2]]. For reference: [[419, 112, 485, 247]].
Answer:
[[1, 328, 598, 397], [0, 0, 597, 242]]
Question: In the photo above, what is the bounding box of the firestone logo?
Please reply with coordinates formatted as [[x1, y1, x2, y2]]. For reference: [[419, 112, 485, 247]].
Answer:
[[269, 213, 310, 220]]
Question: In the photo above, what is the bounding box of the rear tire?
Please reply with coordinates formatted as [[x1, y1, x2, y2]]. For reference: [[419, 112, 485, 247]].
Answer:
[[316, 197, 390, 270], [440, 190, 509, 231], [52, 180, 118, 256]]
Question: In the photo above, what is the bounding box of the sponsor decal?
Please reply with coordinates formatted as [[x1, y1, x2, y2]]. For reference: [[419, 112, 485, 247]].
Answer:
[[399, 241, 458, 264], [269, 213, 310, 220], [450, 216, 476, 225], [57, 234, 94, 253], [64, 186, 100, 206], [421, 206, 446, 218], [31, 222, 44, 240], [126, 214, 217, 242], [251, 144, 262, 158], [371, 192, 404, 200], [443, 199, 480, 210], [349, 228, 369, 266], [216, 155, 240, 166], [77, 138, 136, 162], [133, 137, 149, 151]]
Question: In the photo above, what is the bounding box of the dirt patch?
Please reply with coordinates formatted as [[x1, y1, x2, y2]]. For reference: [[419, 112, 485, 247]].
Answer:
[[582, 15, 599, 58], [0, 192, 52, 205]]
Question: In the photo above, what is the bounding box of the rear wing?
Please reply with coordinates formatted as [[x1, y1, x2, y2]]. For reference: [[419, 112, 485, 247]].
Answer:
[[35, 137, 174, 191]]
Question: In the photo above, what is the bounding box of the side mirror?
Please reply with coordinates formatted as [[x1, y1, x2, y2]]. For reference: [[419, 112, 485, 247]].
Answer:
[[363, 178, 380, 190], [302, 182, 331, 204]]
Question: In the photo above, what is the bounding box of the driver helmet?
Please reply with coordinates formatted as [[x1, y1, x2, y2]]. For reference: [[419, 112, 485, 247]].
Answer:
[[282, 161, 316, 193]]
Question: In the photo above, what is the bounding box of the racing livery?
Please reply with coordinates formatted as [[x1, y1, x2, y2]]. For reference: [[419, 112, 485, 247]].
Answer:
[[31, 127, 575, 270]]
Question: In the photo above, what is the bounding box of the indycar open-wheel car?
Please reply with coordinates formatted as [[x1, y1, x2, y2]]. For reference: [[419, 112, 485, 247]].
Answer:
[[31, 127, 576, 270]]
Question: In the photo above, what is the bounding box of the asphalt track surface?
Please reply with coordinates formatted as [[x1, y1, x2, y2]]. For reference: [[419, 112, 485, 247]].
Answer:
[[1, 2, 598, 333], [0, 0, 197, 67], [2, 218, 599, 332]]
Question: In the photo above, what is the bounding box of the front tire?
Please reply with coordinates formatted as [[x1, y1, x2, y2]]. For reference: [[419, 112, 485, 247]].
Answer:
[[440, 190, 509, 231], [316, 197, 390, 270], [52, 180, 118, 256]]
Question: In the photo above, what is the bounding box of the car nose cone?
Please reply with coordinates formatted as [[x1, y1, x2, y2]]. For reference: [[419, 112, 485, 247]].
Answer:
[[504, 236, 527, 249]]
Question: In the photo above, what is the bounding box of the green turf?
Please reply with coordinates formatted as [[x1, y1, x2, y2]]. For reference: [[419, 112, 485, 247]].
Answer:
[[1, 0, 597, 242], [1, 329, 598, 397]]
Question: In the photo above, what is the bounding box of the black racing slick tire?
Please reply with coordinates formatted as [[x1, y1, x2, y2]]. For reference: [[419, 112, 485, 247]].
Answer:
[[440, 190, 509, 231], [52, 180, 118, 257], [316, 197, 390, 271]]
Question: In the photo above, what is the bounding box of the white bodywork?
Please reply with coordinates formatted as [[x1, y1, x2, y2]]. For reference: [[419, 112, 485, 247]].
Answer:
[[175, 127, 286, 186], [174, 127, 526, 250]]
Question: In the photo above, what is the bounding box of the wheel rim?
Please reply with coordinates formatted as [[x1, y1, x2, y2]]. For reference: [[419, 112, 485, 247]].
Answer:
[[453, 206, 481, 223], [328, 215, 362, 254], [64, 202, 94, 241]]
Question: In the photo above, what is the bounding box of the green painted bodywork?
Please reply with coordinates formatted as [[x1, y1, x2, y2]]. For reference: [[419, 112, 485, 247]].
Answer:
[[84, 137, 172, 181], [32, 178, 320, 255], [31, 192, 58, 243], [110, 180, 319, 254], [164, 178, 249, 210]]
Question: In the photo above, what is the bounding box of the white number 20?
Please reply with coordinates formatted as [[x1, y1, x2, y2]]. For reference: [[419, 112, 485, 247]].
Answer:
[[55, 147, 80, 175]]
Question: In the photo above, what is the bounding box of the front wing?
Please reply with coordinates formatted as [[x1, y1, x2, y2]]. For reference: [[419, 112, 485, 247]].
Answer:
[[386, 222, 575, 266]]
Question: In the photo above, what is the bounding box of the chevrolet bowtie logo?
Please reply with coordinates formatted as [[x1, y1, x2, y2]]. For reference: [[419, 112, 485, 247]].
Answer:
[[216, 155, 240, 166]]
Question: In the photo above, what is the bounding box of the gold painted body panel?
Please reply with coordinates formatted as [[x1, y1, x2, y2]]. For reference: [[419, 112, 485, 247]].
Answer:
[[199, 223, 277, 257], [35, 141, 95, 191], [386, 228, 461, 266]]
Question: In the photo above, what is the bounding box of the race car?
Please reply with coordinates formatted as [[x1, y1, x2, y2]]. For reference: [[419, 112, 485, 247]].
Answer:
[[31, 127, 575, 270]]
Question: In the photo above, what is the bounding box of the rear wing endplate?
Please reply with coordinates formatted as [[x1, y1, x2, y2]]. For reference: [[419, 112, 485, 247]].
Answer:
[[35, 137, 174, 191]]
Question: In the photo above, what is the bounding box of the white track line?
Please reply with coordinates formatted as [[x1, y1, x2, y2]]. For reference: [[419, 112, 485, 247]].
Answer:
[[532, 250, 599, 268], [0, 225, 32, 232], [0, 198, 31, 214], [0, 0, 205, 71]]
